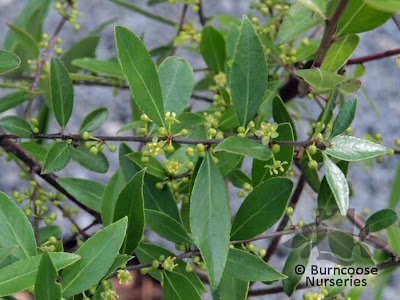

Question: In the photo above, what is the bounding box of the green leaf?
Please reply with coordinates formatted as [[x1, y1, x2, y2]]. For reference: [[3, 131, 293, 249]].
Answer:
[[0, 192, 36, 260], [363, 0, 400, 13], [61, 218, 127, 297], [322, 153, 350, 216], [225, 248, 286, 281], [103, 254, 133, 279], [34, 251, 62, 300], [136, 243, 205, 293], [230, 16, 267, 126], [21, 142, 47, 162], [226, 24, 240, 60], [387, 225, 400, 256], [70, 145, 109, 173], [326, 135, 391, 161], [115, 26, 165, 127], [41, 141, 71, 174], [214, 152, 243, 177], [231, 177, 293, 240], [101, 169, 125, 226], [277, 2, 323, 44], [328, 231, 375, 267], [56, 178, 105, 212], [218, 107, 239, 130], [0, 50, 20, 75], [361, 209, 398, 234], [62, 35, 99, 72], [113, 170, 145, 255], [200, 26, 226, 72], [227, 169, 252, 189], [273, 97, 297, 140], [296, 0, 327, 19], [330, 98, 357, 138], [300, 154, 320, 193], [295, 69, 344, 91], [214, 137, 271, 161], [337, 0, 392, 36], [252, 123, 294, 186], [158, 56, 193, 116], [7, 24, 40, 59], [214, 271, 248, 300], [145, 209, 192, 244], [50, 58, 74, 130], [318, 160, 349, 219], [78, 107, 108, 133], [0, 116, 32, 137], [0, 246, 18, 266], [0, 91, 29, 113], [163, 271, 202, 300], [190, 153, 231, 290], [39, 226, 62, 245], [389, 161, 400, 209], [0, 252, 80, 297], [116, 120, 143, 134], [126, 152, 167, 178], [321, 35, 360, 72], [282, 239, 312, 296], [72, 58, 125, 79]]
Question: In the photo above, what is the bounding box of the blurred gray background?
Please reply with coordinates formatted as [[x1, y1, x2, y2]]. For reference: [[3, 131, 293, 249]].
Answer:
[[0, 0, 399, 299]]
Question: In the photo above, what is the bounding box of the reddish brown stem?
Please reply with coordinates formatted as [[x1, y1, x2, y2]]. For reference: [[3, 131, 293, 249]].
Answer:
[[347, 48, 400, 65]]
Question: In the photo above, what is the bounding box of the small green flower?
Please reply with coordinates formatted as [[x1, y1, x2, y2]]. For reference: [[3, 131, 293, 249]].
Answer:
[[117, 269, 132, 285]]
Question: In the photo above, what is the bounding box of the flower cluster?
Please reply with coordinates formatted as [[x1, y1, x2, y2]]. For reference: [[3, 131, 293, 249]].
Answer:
[[164, 159, 181, 176], [255, 122, 279, 144], [117, 269, 133, 285]]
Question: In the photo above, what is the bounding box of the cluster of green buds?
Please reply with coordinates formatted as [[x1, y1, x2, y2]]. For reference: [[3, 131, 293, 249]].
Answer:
[[38, 33, 63, 54], [255, 122, 279, 144], [40, 235, 59, 252], [237, 182, 253, 198], [303, 288, 329, 300], [82, 131, 116, 155], [241, 242, 267, 257], [191, 255, 206, 271], [306, 143, 318, 170], [174, 21, 201, 46], [237, 120, 256, 138], [164, 159, 181, 176], [277, 44, 298, 65], [141, 255, 178, 275], [213, 72, 227, 87], [54, 0, 80, 31], [168, 0, 200, 12], [284, 207, 305, 230], [100, 281, 119, 300], [117, 269, 133, 285], [30, 118, 40, 134]]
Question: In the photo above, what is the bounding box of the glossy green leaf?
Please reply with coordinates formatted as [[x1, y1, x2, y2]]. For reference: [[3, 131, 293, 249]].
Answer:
[[389, 161, 400, 209], [79, 107, 108, 133], [101, 169, 125, 226], [296, 0, 326, 19], [387, 225, 400, 256], [126, 152, 167, 178], [226, 24, 240, 60], [214, 271, 248, 300], [214, 137, 271, 161], [145, 209, 192, 244], [116, 120, 143, 134], [252, 123, 294, 186], [0, 192, 36, 260], [0, 246, 18, 266], [7, 24, 40, 59], [135, 243, 205, 293], [34, 251, 62, 300], [277, 2, 323, 44], [163, 271, 202, 300], [230, 16, 267, 126], [41, 141, 71, 174], [21, 142, 47, 162], [363, 0, 400, 13], [214, 152, 242, 177], [318, 160, 349, 220], [0, 116, 32, 137], [113, 170, 145, 255], [115, 26, 165, 127], [218, 107, 239, 130], [72, 58, 125, 79], [70, 145, 109, 173], [273, 97, 297, 140], [227, 169, 252, 189], [62, 35, 99, 72], [50, 58, 74, 130], [39, 226, 62, 245], [231, 177, 293, 240], [0, 252, 80, 297], [225, 248, 286, 281], [61, 218, 127, 297], [326, 135, 391, 161], [56, 178, 105, 212], [0, 50, 21, 75], [0, 91, 29, 113], [103, 254, 133, 280], [330, 98, 357, 138], [190, 153, 231, 290], [321, 35, 360, 72], [328, 231, 375, 267], [361, 209, 398, 234], [322, 153, 349, 216], [282, 240, 312, 296], [295, 69, 344, 91], [200, 25, 226, 72], [337, 0, 392, 36], [158, 56, 193, 116]]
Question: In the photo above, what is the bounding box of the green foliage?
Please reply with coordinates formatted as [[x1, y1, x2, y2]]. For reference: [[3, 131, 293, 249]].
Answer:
[[0, 50, 20, 74]]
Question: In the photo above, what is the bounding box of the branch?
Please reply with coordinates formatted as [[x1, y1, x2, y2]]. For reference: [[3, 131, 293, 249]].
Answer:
[[170, 4, 188, 56], [312, 0, 349, 67], [197, 0, 207, 26], [347, 48, 400, 65]]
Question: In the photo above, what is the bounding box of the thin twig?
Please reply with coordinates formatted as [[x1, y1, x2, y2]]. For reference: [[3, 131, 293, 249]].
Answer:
[[392, 15, 400, 31], [197, 0, 207, 26], [347, 48, 400, 65], [170, 4, 188, 56]]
